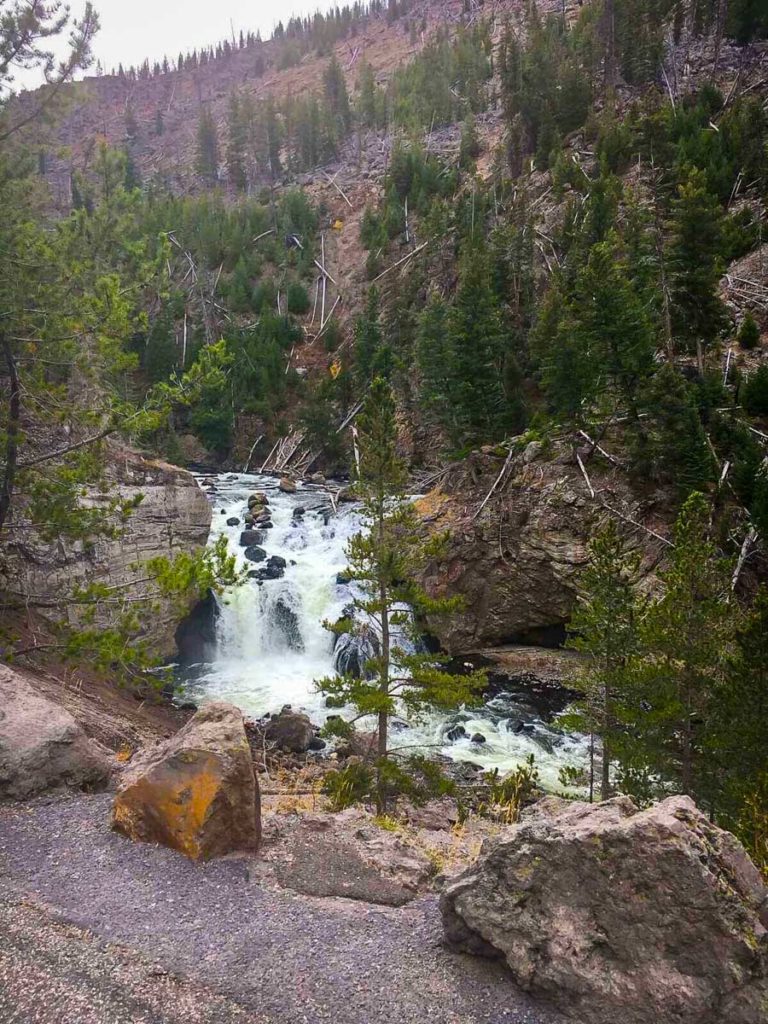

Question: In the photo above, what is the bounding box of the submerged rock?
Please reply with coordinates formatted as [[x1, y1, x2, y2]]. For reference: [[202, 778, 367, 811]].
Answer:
[[272, 597, 304, 651], [0, 666, 111, 801], [441, 795, 768, 1024], [112, 703, 260, 861], [446, 725, 467, 743]]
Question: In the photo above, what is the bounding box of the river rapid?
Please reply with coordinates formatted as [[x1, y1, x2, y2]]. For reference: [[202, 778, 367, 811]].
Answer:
[[181, 473, 590, 791]]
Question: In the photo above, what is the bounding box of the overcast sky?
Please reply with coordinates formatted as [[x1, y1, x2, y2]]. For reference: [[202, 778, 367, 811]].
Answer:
[[15, 0, 340, 88], [92, 0, 341, 72]]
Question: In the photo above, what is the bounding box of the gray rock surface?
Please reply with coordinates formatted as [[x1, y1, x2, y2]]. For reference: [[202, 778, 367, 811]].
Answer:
[[441, 795, 768, 1024], [0, 665, 111, 801], [0, 792, 564, 1023], [113, 703, 260, 861], [272, 810, 432, 905], [0, 898, 257, 1024]]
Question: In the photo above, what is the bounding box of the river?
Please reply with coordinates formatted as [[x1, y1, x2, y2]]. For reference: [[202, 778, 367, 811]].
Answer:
[[181, 473, 590, 791]]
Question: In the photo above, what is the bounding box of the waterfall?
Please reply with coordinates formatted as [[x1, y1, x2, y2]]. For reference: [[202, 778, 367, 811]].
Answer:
[[182, 473, 590, 791]]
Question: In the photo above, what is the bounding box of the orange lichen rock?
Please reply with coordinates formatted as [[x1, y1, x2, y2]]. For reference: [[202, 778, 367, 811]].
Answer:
[[112, 703, 260, 861]]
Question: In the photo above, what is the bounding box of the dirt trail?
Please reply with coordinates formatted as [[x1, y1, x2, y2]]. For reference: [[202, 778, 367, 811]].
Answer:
[[0, 793, 565, 1024]]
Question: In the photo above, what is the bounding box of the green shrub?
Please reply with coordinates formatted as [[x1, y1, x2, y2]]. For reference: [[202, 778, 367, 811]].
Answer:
[[743, 364, 768, 416], [738, 314, 761, 351], [286, 279, 311, 315]]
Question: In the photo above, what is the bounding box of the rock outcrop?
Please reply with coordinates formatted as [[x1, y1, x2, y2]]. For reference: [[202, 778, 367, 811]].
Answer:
[[112, 703, 260, 861], [4, 448, 212, 659], [441, 795, 768, 1024], [0, 665, 111, 800], [417, 442, 669, 653]]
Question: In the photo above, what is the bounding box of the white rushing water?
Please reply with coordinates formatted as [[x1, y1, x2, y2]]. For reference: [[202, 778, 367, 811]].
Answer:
[[183, 473, 590, 791]]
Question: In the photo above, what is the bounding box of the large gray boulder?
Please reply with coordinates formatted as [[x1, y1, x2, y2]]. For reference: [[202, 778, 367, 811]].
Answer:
[[441, 795, 768, 1024], [112, 702, 260, 861], [272, 810, 432, 906], [0, 666, 111, 800]]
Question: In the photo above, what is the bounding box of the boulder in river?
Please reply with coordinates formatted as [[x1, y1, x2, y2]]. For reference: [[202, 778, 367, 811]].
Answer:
[[271, 597, 304, 651], [333, 627, 379, 679], [112, 703, 260, 861], [446, 724, 467, 743], [279, 477, 297, 494], [0, 665, 111, 800], [441, 795, 768, 1024], [226, 517, 240, 527], [264, 708, 314, 753], [244, 545, 267, 563], [239, 529, 265, 547], [247, 492, 269, 508]]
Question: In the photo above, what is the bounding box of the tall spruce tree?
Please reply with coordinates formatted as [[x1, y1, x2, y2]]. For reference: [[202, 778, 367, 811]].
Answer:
[[447, 244, 511, 446], [226, 94, 248, 191], [626, 493, 734, 804], [566, 520, 642, 802], [668, 168, 728, 373], [196, 107, 220, 183]]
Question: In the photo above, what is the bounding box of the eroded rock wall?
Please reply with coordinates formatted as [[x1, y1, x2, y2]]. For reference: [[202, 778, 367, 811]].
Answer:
[[4, 448, 211, 658]]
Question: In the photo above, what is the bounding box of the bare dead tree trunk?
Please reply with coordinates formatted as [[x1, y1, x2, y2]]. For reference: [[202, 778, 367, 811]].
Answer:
[[0, 333, 20, 536], [603, 0, 616, 102]]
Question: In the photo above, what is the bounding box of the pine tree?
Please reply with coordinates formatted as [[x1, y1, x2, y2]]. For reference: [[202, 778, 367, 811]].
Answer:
[[742, 364, 768, 417], [641, 364, 716, 494], [196, 107, 220, 183], [566, 520, 642, 802], [628, 493, 734, 804], [357, 61, 380, 129], [668, 168, 728, 373], [316, 378, 485, 810], [226, 94, 248, 191], [323, 55, 352, 134], [354, 287, 390, 385], [447, 244, 510, 446], [738, 313, 760, 351], [709, 586, 768, 860]]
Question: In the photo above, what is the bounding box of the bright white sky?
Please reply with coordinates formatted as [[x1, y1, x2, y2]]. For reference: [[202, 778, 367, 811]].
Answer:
[[90, 0, 340, 72], [15, 0, 340, 88]]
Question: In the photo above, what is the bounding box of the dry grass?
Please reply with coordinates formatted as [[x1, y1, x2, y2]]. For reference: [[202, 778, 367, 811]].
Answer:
[[260, 764, 331, 816]]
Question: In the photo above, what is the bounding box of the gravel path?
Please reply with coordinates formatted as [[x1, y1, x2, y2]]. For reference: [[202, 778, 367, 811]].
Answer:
[[0, 899, 258, 1024], [0, 794, 565, 1024]]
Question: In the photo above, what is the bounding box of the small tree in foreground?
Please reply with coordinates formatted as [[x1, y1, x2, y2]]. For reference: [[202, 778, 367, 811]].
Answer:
[[564, 520, 642, 802], [317, 378, 485, 811]]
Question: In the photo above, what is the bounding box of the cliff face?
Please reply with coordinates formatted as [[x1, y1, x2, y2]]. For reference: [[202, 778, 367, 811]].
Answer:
[[4, 448, 211, 658], [417, 440, 669, 654]]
